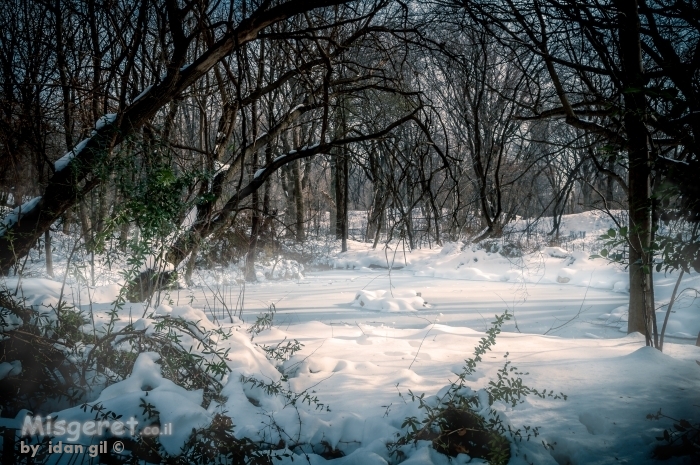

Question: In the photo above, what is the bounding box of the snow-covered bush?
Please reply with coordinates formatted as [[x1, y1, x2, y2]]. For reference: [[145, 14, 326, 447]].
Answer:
[[0, 288, 276, 463], [392, 312, 566, 464]]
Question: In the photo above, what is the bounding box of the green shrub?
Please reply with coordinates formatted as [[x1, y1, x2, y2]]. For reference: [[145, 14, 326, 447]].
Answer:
[[648, 409, 700, 460], [391, 311, 565, 464]]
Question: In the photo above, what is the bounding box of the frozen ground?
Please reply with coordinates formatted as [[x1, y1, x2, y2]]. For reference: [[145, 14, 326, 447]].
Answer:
[[1, 211, 699, 464]]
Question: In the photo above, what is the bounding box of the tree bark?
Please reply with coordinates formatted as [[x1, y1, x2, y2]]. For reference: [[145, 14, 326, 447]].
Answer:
[[44, 230, 53, 278], [368, 189, 386, 247], [606, 158, 616, 204], [245, 95, 261, 282], [245, 187, 261, 282], [292, 159, 305, 242], [616, 0, 654, 338], [328, 157, 337, 236], [334, 153, 344, 240], [184, 243, 199, 286], [342, 150, 349, 252], [62, 208, 72, 235]]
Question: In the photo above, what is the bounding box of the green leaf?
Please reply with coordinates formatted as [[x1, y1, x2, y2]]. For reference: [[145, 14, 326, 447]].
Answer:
[[608, 229, 617, 237], [601, 249, 608, 257]]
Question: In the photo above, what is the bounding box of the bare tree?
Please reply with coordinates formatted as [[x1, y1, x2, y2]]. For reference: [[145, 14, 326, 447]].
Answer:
[[438, 0, 700, 340], [0, 0, 363, 273]]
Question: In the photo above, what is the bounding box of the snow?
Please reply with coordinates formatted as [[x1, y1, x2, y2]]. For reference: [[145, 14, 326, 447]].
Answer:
[[94, 113, 116, 130], [3, 210, 699, 464], [131, 84, 153, 104], [0, 196, 41, 235], [51, 352, 212, 455], [330, 229, 633, 297], [214, 160, 230, 172], [352, 289, 427, 311], [180, 206, 197, 230], [0, 360, 21, 380], [54, 137, 90, 172], [51, 114, 117, 173], [289, 103, 305, 114], [254, 168, 265, 179]]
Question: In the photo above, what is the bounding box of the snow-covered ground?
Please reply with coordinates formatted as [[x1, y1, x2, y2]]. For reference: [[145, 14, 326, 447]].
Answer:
[[1, 211, 699, 464]]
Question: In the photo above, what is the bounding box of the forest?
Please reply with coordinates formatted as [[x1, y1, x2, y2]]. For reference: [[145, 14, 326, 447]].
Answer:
[[1, 1, 699, 464]]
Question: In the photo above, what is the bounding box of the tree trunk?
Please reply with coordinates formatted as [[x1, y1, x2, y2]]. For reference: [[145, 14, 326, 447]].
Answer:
[[334, 154, 344, 240], [96, 182, 109, 237], [367, 189, 385, 246], [606, 158, 615, 204], [341, 151, 348, 252], [293, 159, 305, 242], [329, 157, 338, 236], [184, 243, 199, 286], [406, 206, 415, 250], [616, 0, 654, 339], [244, 40, 266, 282], [261, 142, 273, 247], [245, 187, 261, 282], [581, 161, 592, 209], [79, 199, 92, 245], [44, 230, 53, 278], [62, 208, 73, 235], [119, 221, 129, 252], [372, 207, 384, 249]]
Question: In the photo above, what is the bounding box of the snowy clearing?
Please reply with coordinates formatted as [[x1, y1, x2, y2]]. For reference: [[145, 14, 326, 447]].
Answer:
[[1, 212, 699, 464]]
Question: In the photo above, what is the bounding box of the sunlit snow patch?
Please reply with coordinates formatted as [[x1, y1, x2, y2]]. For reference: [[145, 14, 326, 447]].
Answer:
[[352, 289, 426, 311]]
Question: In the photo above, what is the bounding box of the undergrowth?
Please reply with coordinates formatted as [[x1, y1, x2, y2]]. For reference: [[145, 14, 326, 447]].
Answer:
[[647, 409, 700, 461], [390, 311, 566, 464]]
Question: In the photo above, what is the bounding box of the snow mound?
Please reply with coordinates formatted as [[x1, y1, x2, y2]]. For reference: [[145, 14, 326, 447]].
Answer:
[[544, 247, 570, 258], [0, 360, 21, 380], [52, 352, 212, 455], [265, 259, 304, 280], [352, 289, 426, 311]]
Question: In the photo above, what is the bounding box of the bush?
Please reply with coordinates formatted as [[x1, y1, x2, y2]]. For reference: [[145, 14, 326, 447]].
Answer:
[[0, 285, 273, 464], [647, 409, 700, 460], [391, 311, 565, 464]]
